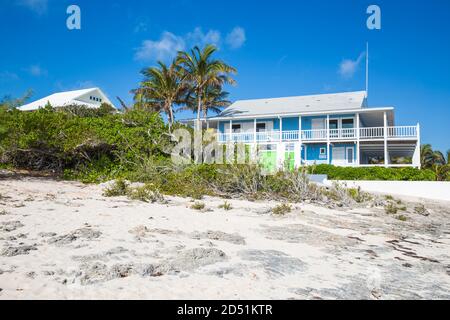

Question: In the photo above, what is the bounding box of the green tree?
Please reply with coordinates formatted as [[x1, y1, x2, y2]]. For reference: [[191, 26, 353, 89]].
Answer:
[[421, 144, 446, 168], [132, 60, 187, 131], [182, 84, 231, 118], [176, 45, 236, 129], [0, 89, 33, 110]]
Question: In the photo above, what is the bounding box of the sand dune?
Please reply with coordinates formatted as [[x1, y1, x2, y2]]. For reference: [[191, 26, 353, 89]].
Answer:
[[0, 176, 449, 300]]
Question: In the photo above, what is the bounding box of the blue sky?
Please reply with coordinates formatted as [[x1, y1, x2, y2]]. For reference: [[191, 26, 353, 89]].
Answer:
[[0, 0, 449, 152]]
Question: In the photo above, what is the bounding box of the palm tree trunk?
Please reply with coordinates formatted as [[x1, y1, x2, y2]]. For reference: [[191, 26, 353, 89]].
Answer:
[[197, 89, 202, 131], [168, 103, 174, 132]]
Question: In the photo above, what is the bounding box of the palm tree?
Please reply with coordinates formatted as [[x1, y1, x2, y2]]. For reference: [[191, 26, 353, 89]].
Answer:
[[176, 45, 236, 129], [421, 144, 446, 168], [182, 85, 231, 118], [433, 150, 446, 166], [420, 144, 434, 168], [447, 149, 450, 165], [132, 60, 186, 131]]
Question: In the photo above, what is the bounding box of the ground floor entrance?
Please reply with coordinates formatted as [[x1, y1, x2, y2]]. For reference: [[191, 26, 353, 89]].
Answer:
[[220, 140, 420, 172]]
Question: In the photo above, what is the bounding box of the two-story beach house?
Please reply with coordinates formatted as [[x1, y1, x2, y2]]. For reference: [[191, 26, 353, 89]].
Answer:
[[188, 91, 420, 170]]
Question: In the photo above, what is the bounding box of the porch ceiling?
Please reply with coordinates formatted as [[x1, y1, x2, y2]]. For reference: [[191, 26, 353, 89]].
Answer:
[[359, 110, 394, 127]]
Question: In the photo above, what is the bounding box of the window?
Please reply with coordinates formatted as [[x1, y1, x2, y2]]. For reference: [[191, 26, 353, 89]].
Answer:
[[231, 124, 241, 133], [347, 148, 354, 164], [319, 147, 326, 159], [259, 144, 275, 151], [256, 123, 266, 132], [311, 118, 326, 130], [329, 119, 339, 138], [342, 118, 354, 129], [285, 143, 295, 152], [329, 119, 338, 129]]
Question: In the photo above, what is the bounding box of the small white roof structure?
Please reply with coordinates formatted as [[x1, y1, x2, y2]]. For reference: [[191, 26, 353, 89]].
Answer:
[[18, 87, 117, 111], [219, 91, 367, 118]]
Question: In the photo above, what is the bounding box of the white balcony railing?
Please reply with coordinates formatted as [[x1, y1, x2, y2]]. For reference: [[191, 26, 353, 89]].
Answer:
[[387, 126, 417, 138], [217, 126, 418, 143], [360, 127, 384, 139]]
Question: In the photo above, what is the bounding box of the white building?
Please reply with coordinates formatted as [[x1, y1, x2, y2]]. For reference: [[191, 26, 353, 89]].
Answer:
[[18, 88, 117, 111]]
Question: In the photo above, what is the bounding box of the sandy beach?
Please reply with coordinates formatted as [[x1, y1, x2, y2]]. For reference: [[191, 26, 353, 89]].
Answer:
[[0, 175, 449, 300]]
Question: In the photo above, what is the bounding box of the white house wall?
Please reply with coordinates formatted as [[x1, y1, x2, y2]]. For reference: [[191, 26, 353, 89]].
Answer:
[[76, 90, 104, 106]]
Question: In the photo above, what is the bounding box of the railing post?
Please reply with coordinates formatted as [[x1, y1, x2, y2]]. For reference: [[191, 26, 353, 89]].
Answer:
[[326, 115, 330, 165], [414, 123, 421, 169], [279, 117, 283, 142], [383, 112, 389, 167], [299, 116, 302, 166], [356, 113, 360, 166], [254, 119, 257, 144]]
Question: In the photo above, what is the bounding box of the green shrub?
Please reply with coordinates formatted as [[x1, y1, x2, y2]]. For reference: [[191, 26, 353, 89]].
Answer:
[[0, 107, 169, 176], [309, 164, 436, 181], [103, 179, 129, 197], [127, 184, 164, 203], [414, 204, 428, 215], [271, 203, 292, 215], [218, 201, 232, 211], [396, 215, 408, 221], [385, 202, 398, 214], [347, 187, 372, 203], [190, 202, 206, 211]]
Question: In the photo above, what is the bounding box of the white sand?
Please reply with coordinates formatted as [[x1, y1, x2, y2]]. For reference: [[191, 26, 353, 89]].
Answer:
[[0, 177, 449, 300]]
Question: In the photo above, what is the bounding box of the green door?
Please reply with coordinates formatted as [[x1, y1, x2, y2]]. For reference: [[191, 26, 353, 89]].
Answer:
[[260, 151, 277, 173], [284, 152, 295, 171]]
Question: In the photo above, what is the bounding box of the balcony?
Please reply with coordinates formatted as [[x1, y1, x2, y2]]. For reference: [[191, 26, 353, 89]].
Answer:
[[217, 125, 418, 143]]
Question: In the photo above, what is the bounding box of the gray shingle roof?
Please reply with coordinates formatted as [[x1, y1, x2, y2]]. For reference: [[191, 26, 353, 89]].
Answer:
[[219, 91, 367, 118]]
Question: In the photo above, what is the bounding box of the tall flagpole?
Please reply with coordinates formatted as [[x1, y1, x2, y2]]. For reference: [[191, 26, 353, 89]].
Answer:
[[366, 42, 369, 102]]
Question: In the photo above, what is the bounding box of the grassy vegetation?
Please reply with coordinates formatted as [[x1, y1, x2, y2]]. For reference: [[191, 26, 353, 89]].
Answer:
[[127, 185, 164, 203], [102, 179, 129, 197], [103, 179, 164, 203], [190, 202, 206, 210], [396, 215, 408, 222], [271, 203, 292, 215], [218, 201, 232, 211]]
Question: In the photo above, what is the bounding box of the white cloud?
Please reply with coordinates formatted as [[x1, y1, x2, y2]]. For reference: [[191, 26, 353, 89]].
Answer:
[[55, 80, 96, 91], [17, 0, 48, 15], [134, 22, 148, 33], [0, 71, 19, 82], [338, 52, 365, 78], [27, 64, 47, 77], [226, 27, 246, 49], [186, 27, 221, 47], [135, 26, 246, 62], [135, 31, 186, 62]]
